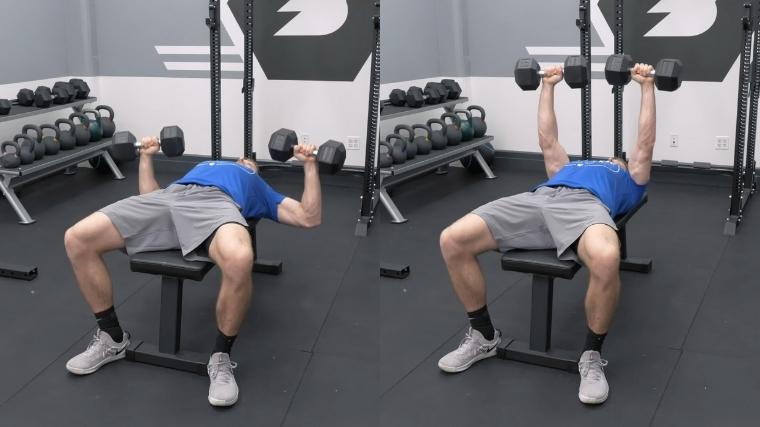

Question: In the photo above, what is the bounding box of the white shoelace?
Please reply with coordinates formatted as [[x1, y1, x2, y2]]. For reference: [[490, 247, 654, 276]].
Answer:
[[208, 360, 238, 383], [579, 358, 609, 381], [455, 330, 492, 355]]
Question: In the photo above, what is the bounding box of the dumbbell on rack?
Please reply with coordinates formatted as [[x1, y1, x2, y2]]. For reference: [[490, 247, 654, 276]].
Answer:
[[604, 54, 683, 91], [514, 56, 589, 90], [33, 86, 70, 108], [0, 89, 36, 115], [268, 128, 346, 174], [68, 79, 91, 99]]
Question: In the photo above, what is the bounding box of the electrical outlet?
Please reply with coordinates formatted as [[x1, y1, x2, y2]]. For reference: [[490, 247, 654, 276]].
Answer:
[[301, 133, 310, 145], [716, 136, 730, 150], [347, 136, 360, 150], [669, 134, 679, 148]]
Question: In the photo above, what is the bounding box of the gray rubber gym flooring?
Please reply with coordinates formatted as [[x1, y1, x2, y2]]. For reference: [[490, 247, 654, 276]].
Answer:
[[0, 158, 757, 426]]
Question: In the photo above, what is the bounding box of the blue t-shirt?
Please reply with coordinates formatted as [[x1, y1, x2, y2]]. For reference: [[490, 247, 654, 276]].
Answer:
[[535, 160, 647, 218], [174, 161, 286, 221]]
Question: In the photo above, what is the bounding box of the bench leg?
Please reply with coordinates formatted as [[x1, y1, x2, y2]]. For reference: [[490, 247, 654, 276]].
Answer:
[[126, 276, 207, 375], [497, 274, 578, 372], [618, 225, 652, 273]]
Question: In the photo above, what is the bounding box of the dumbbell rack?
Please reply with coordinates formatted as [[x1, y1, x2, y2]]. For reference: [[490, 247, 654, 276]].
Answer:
[[375, 96, 497, 224], [0, 97, 125, 224]]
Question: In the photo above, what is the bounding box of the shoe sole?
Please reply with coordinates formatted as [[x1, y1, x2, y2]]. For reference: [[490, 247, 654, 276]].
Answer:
[[208, 394, 239, 407], [578, 391, 609, 405], [66, 347, 127, 375], [438, 343, 500, 373]]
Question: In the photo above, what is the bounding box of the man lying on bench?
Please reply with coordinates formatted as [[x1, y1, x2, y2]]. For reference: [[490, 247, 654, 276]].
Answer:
[[63, 137, 321, 407], [437, 62, 657, 404]]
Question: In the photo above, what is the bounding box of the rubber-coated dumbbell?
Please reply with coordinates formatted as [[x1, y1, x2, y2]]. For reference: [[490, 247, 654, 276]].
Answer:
[[268, 128, 346, 174], [53, 82, 77, 103], [388, 89, 406, 107], [33, 86, 70, 107], [514, 56, 588, 90], [0, 89, 36, 114], [440, 79, 462, 99], [69, 79, 91, 99], [604, 54, 682, 91], [406, 86, 441, 108], [425, 82, 449, 103]]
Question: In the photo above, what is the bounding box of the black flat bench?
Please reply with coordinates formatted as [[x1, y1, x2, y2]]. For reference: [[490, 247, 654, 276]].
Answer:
[[125, 250, 215, 375], [497, 194, 651, 372]]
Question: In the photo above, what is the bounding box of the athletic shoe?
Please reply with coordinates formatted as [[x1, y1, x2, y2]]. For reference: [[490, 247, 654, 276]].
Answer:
[[438, 327, 501, 373], [66, 329, 130, 375], [578, 350, 609, 404], [207, 352, 239, 407]]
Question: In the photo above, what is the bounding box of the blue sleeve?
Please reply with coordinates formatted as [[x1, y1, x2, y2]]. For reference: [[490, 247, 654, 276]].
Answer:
[[622, 180, 647, 214], [263, 184, 286, 222]]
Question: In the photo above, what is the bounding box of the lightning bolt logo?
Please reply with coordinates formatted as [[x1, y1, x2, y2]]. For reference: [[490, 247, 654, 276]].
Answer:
[[644, 0, 718, 37], [274, 0, 349, 37]]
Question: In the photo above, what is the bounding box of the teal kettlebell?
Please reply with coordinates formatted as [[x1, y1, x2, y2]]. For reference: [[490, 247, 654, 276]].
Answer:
[[455, 109, 474, 141], [83, 109, 103, 142]]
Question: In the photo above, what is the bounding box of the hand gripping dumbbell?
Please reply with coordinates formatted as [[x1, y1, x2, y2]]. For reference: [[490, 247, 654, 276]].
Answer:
[[268, 128, 346, 174], [604, 54, 683, 91], [514, 56, 589, 90], [108, 127, 185, 162]]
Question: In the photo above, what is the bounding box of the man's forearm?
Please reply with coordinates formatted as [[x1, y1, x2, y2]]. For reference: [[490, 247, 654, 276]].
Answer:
[[637, 84, 656, 150], [300, 162, 321, 225], [538, 85, 559, 148], [138, 155, 160, 194]]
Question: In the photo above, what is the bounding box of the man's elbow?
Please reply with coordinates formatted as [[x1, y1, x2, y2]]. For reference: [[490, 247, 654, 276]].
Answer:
[[296, 210, 321, 228]]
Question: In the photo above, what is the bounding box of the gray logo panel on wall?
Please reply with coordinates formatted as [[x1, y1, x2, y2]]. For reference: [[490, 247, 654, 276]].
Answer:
[[598, 0, 743, 82], [228, 0, 375, 81]]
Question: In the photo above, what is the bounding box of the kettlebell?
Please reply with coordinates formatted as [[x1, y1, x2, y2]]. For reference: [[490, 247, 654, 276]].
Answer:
[[411, 124, 433, 155], [22, 124, 45, 160], [83, 109, 103, 142], [14, 134, 36, 165], [55, 118, 77, 150], [377, 140, 393, 168], [96, 105, 116, 138], [468, 105, 487, 138], [441, 113, 463, 146], [386, 134, 407, 164], [426, 118, 448, 150], [0, 141, 22, 168], [69, 113, 91, 146], [39, 124, 61, 155], [394, 124, 417, 160], [455, 109, 474, 142]]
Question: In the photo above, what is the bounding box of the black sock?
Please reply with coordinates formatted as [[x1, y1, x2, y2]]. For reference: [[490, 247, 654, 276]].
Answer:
[[95, 306, 124, 343], [213, 330, 237, 355], [467, 305, 495, 341], [584, 327, 607, 353]]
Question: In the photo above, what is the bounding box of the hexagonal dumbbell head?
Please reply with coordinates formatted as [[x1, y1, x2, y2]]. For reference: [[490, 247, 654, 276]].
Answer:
[[159, 126, 185, 157], [16, 89, 34, 106], [425, 82, 448, 103], [268, 128, 299, 162], [515, 58, 542, 90], [654, 58, 683, 92], [604, 54, 634, 86], [564, 56, 589, 89], [405, 87, 425, 108], [316, 140, 346, 174], [440, 79, 462, 99], [109, 131, 139, 162], [0, 99, 11, 115], [389, 89, 406, 106], [34, 87, 53, 108], [69, 79, 91, 99], [53, 81, 77, 102]]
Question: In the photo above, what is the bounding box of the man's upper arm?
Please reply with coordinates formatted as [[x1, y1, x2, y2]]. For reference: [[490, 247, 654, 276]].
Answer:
[[540, 138, 570, 178], [276, 197, 305, 227]]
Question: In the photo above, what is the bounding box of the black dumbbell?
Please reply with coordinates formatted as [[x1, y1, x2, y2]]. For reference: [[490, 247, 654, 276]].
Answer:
[[33, 86, 70, 108], [268, 128, 346, 174], [406, 86, 441, 108], [515, 56, 588, 90], [0, 99, 10, 115], [106, 127, 186, 163], [53, 82, 77, 103], [440, 79, 462, 99], [69, 79, 91, 99], [425, 82, 449, 103], [604, 54, 683, 91], [388, 89, 406, 107], [0, 89, 36, 114]]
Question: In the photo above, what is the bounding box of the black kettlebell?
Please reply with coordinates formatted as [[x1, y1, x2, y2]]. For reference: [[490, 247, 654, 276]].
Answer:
[[69, 113, 91, 146], [96, 105, 116, 138], [426, 118, 448, 150], [411, 124, 433, 155], [386, 134, 407, 164], [468, 105, 487, 138], [39, 124, 61, 155], [22, 124, 45, 160], [455, 109, 474, 142], [394, 124, 417, 160], [0, 141, 22, 168], [441, 113, 463, 146], [83, 109, 103, 142], [377, 140, 393, 168], [55, 118, 77, 150], [14, 134, 36, 165]]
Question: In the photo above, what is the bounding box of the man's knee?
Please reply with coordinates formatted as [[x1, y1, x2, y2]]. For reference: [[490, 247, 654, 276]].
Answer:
[[217, 244, 254, 278], [585, 243, 620, 279]]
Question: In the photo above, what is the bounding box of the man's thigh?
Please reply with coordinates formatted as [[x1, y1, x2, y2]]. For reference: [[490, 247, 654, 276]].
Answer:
[[471, 190, 554, 252]]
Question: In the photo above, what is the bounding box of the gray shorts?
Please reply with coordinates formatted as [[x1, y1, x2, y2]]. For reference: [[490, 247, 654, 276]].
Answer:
[[472, 186, 616, 261], [99, 184, 248, 261]]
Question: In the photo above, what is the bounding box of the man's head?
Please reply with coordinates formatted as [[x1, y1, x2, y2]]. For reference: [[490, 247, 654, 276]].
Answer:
[[236, 157, 259, 173], [607, 156, 628, 171]]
